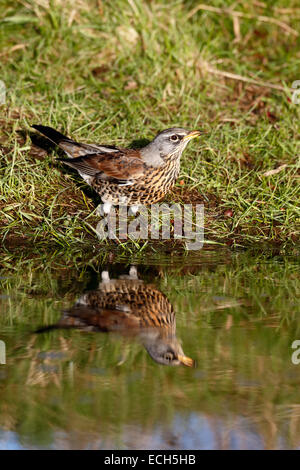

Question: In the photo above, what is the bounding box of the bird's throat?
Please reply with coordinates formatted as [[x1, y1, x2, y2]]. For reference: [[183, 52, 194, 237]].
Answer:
[[140, 143, 165, 167]]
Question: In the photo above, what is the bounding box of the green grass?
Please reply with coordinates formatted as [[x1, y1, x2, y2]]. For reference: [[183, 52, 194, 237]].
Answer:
[[0, 0, 299, 251]]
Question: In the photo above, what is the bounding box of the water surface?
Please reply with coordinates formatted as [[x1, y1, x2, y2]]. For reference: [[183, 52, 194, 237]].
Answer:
[[0, 248, 299, 449]]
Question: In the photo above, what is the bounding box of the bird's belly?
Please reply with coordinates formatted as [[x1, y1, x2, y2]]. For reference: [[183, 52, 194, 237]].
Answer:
[[91, 160, 180, 205]]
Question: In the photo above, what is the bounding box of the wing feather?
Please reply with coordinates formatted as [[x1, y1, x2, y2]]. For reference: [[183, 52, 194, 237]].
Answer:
[[59, 150, 145, 182]]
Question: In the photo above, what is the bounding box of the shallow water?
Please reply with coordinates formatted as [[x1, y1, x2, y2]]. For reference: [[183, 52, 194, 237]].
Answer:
[[0, 248, 299, 450]]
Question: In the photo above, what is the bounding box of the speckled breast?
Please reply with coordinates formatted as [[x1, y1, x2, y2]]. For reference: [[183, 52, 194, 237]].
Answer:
[[91, 152, 181, 205], [83, 280, 175, 330]]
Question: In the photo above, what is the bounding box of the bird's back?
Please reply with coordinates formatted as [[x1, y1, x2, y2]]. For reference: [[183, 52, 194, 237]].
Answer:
[[58, 279, 175, 334]]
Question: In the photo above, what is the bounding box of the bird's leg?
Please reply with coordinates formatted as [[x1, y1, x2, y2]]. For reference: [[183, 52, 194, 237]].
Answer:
[[128, 205, 139, 216], [101, 271, 110, 282], [97, 201, 112, 216], [129, 266, 138, 279]]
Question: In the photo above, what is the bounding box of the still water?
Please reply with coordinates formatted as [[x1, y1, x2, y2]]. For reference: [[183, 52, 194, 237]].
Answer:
[[0, 248, 299, 449]]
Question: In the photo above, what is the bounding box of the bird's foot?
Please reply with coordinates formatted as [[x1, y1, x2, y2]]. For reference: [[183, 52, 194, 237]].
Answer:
[[128, 205, 139, 216]]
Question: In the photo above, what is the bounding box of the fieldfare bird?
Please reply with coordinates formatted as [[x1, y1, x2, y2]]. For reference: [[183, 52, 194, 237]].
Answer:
[[32, 125, 201, 214], [36, 266, 195, 367]]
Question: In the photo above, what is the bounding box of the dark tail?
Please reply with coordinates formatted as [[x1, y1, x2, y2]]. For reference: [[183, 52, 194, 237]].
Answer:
[[32, 125, 71, 145]]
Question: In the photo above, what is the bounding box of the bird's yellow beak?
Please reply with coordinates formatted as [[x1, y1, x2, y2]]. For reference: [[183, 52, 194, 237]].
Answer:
[[177, 354, 196, 367], [182, 130, 202, 142]]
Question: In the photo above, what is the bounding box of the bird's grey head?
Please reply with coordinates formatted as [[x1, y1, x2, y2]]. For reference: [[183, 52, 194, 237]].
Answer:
[[140, 329, 195, 367], [140, 127, 201, 166]]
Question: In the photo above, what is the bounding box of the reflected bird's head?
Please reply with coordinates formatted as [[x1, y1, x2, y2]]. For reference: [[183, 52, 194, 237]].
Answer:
[[140, 329, 195, 367]]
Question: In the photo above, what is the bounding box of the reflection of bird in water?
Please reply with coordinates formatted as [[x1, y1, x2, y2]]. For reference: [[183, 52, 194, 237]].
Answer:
[[37, 267, 194, 367]]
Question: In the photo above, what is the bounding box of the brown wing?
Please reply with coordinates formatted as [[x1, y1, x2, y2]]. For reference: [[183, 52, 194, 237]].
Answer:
[[59, 141, 120, 158], [58, 305, 141, 332], [59, 149, 145, 182]]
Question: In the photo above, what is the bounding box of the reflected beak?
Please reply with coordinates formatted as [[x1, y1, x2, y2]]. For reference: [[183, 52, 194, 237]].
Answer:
[[182, 130, 203, 142], [177, 354, 196, 368]]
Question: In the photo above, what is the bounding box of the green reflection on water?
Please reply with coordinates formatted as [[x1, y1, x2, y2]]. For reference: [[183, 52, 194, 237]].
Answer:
[[0, 248, 299, 449]]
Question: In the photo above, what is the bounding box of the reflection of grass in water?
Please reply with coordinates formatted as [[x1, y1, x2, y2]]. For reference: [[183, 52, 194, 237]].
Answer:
[[0, 249, 299, 448]]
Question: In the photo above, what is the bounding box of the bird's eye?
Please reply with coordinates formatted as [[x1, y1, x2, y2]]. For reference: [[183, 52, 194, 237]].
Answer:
[[170, 134, 179, 142], [164, 352, 174, 362]]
